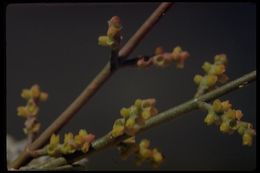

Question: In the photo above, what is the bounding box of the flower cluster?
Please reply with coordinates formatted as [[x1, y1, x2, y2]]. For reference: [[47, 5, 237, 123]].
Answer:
[[111, 98, 158, 138], [47, 129, 95, 157], [193, 54, 229, 97], [98, 16, 122, 49], [202, 99, 256, 146], [118, 138, 164, 168], [137, 46, 189, 68], [17, 84, 48, 135]]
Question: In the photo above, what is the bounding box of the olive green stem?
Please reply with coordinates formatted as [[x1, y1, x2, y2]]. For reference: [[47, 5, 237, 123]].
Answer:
[[24, 70, 256, 170]]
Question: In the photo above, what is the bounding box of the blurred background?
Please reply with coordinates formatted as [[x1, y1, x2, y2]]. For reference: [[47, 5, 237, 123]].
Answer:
[[6, 2, 256, 170]]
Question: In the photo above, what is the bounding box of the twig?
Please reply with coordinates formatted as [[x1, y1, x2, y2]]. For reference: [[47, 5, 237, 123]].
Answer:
[[10, 2, 174, 169], [24, 70, 256, 170]]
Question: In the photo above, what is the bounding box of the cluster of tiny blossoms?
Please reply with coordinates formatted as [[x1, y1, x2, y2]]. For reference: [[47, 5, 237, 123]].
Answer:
[[17, 84, 48, 135], [194, 54, 229, 97], [118, 138, 164, 167], [47, 129, 95, 157], [203, 99, 256, 146], [98, 16, 122, 49], [111, 98, 158, 137], [137, 46, 189, 68]]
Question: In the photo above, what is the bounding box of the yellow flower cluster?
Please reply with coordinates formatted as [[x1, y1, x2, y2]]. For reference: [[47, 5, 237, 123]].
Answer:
[[203, 99, 256, 146], [98, 16, 122, 49], [17, 84, 48, 135], [47, 129, 95, 157], [193, 54, 229, 97], [117, 138, 164, 167], [111, 98, 158, 138], [138, 139, 163, 165], [137, 46, 189, 68]]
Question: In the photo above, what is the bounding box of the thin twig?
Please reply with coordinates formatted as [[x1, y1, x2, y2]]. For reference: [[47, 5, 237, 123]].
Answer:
[[10, 3, 174, 169], [24, 70, 256, 170]]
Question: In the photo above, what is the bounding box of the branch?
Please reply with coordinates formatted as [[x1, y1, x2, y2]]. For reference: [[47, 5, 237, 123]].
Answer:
[[24, 70, 256, 170], [10, 2, 174, 169]]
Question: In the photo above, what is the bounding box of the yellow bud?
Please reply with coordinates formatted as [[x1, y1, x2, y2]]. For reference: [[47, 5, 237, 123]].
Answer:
[[237, 122, 248, 135], [212, 99, 223, 113], [152, 148, 163, 163], [139, 139, 150, 148], [221, 100, 232, 111], [31, 84, 41, 99], [111, 125, 124, 137], [242, 132, 253, 146], [134, 99, 143, 108], [224, 109, 236, 120], [81, 142, 90, 153], [17, 106, 29, 117], [171, 46, 182, 60], [139, 148, 152, 159], [126, 117, 135, 129], [141, 109, 151, 120], [220, 122, 232, 133], [204, 113, 218, 126], [39, 92, 48, 102], [235, 110, 243, 120], [21, 89, 32, 100], [98, 36, 114, 47], [202, 62, 212, 73], [213, 64, 225, 75], [193, 74, 203, 85], [214, 54, 227, 65], [120, 107, 130, 118], [206, 75, 218, 87]]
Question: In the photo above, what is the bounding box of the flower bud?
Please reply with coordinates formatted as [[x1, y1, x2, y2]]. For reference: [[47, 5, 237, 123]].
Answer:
[[193, 74, 203, 85], [202, 62, 212, 73]]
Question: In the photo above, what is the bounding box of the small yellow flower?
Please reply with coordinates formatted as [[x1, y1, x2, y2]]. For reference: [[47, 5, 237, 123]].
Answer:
[[153, 55, 167, 67], [219, 121, 232, 133], [224, 109, 236, 120], [221, 100, 232, 111], [214, 54, 227, 65], [81, 142, 90, 153], [39, 92, 48, 102], [212, 99, 223, 113], [111, 119, 125, 137], [213, 64, 225, 75], [61, 133, 76, 154], [235, 110, 243, 120], [206, 75, 218, 87], [171, 46, 182, 60], [193, 74, 203, 85], [126, 117, 135, 129], [204, 113, 218, 126], [139, 147, 152, 159], [202, 62, 212, 73], [47, 134, 61, 156], [139, 139, 150, 149], [134, 99, 143, 108], [120, 107, 130, 118], [31, 84, 41, 99], [98, 36, 114, 47], [242, 132, 253, 146], [17, 106, 30, 117], [21, 89, 32, 100], [152, 148, 163, 163]]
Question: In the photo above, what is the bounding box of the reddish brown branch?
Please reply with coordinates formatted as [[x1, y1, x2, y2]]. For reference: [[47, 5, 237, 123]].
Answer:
[[10, 2, 174, 169]]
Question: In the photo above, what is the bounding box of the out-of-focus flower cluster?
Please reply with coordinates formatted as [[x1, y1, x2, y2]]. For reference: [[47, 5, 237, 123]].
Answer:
[[98, 16, 122, 49], [193, 54, 229, 97], [203, 99, 256, 146], [17, 84, 48, 135], [137, 46, 189, 68], [118, 138, 164, 168], [47, 129, 95, 157], [111, 98, 158, 138]]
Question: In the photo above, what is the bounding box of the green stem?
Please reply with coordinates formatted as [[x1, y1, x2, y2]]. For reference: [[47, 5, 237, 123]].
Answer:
[[35, 70, 256, 169]]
